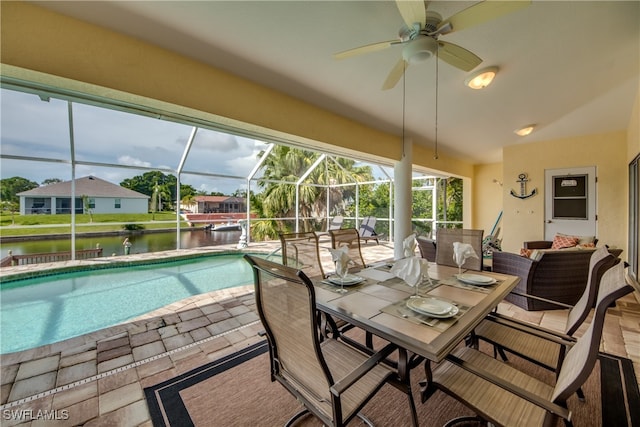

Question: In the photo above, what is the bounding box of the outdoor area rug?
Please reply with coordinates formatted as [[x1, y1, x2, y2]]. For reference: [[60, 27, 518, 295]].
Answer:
[[145, 339, 639, 427], [144, 341, 269, 427], [599, 353, 640, 426]]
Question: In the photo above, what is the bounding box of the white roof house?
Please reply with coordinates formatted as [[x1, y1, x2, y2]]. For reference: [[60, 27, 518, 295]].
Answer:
[[17, 176, 150, 215]]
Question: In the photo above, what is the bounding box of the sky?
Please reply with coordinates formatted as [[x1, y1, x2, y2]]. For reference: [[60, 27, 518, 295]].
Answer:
[[1, 87, 401, 195], [0, 88, 270, 195]]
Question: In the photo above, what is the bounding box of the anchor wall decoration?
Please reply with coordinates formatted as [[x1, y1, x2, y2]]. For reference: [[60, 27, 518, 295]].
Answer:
[[510, 173, 537, 199]]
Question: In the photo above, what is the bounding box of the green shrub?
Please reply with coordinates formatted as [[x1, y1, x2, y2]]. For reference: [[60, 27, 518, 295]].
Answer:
[[123, 223, 145, 231]]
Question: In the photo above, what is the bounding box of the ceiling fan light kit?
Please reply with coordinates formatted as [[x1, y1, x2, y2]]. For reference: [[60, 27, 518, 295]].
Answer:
[[403, 37, 438, 63], [515, 124, 536, 136], [464, 66, 499, 89]]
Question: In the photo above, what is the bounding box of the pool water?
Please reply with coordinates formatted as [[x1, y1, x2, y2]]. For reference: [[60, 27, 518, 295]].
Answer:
[[0, 253, 260, 354]]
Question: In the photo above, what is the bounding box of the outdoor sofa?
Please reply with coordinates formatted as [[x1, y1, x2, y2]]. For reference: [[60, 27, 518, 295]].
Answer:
[[493, 243, 623, 310]]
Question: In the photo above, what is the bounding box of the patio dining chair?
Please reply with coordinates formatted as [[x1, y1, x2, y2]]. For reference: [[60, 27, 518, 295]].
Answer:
[[329, 228, 367, 269], [470, 246, 618, 399], [423, 261, 636, 427], [435, 228, 484, 271], [244, 255, 418, 427], [416, 236, 436, 262], [279, 231, 326, 279]]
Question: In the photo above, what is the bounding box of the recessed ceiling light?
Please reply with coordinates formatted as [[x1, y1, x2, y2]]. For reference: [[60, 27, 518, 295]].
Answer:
[[464, 66, 498, 89], [514, 124, 536, 136]]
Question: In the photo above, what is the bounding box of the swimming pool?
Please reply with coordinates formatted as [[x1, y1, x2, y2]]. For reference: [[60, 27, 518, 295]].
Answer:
[[0, 253, 264, 354]]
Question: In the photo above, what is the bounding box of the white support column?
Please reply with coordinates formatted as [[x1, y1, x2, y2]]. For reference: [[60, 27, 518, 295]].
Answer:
[[393, 136, 412, 260]]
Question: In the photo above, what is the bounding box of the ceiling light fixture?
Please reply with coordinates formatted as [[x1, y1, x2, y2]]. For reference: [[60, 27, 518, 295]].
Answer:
[[464, 66, 498, 89], [514, 124, 536, 136]]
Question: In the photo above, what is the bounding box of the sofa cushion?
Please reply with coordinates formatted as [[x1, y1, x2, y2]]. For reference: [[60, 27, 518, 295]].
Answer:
[[527, 246, 598, 261], [551, 234, 580, 249]]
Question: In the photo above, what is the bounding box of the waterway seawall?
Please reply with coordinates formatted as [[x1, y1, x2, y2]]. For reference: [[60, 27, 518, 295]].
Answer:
[[0, 227, 201, 243]]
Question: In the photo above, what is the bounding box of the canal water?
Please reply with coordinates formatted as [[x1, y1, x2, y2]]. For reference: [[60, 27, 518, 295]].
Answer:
[[0, 229, 242, 258]]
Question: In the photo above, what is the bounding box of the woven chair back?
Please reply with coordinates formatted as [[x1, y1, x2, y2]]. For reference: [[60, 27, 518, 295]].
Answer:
[[279, 231, 325, 279], [416, 236, 436, 262], [435, 228, 484, 271]]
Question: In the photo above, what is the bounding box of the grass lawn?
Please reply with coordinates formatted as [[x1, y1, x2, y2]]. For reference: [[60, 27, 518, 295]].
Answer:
[[0, 212, 190, 236]]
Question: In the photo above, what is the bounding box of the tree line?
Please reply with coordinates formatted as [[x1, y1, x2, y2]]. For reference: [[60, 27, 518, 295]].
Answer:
[[1, 147, 462, 240]]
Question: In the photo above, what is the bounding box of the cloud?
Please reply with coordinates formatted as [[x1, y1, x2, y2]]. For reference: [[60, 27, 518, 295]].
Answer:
[[194, 130, 240, 152], [117, 155, 152, 168]]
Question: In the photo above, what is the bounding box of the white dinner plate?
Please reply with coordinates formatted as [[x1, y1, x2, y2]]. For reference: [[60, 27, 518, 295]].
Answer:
[[457, 273, 497, 286], [327, 274, 365, 286], [406, 297, 459, 318]]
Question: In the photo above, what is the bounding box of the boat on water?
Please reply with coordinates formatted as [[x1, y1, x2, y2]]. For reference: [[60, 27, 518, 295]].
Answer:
[[211, 221, 241, 232]]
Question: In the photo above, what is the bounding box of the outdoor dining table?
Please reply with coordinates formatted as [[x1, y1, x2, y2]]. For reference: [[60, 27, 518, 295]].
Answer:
[[313, 260, 521, 365]]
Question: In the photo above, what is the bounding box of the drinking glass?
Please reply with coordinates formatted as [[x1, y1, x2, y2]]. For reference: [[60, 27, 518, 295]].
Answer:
[[411, 279, 421, 298], [335, 261, 348, 294], [454, 253, 464, 276]]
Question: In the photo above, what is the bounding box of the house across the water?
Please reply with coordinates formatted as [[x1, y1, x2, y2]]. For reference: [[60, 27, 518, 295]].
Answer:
[[17, 176, 149, 215]]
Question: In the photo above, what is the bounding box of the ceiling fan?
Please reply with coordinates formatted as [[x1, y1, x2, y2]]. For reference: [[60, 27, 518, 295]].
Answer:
[[334, 0, 531, 90]]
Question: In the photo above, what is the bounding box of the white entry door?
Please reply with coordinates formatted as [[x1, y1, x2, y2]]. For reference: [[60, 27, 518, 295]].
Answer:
[[544, 166, 597, 240]]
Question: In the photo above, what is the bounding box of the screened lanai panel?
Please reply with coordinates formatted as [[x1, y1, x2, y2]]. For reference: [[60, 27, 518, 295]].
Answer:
[[180, 128, 268, 194], [412, 176, 436, 236], [0, 89, 70, 161], [180, 172, 247, 201], [0, 158, 71, 191], [71, 103, 193, 169]]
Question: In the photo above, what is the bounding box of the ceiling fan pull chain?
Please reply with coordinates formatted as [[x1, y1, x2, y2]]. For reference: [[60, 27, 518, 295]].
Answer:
[[434, 49, 439, 160], [402, 60, 406, 158]]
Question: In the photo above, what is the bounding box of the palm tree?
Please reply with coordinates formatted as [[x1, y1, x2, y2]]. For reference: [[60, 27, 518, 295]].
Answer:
[[82, 194, 93, 223], [254, 145, 373, 240], [181, 194, 196, 213]]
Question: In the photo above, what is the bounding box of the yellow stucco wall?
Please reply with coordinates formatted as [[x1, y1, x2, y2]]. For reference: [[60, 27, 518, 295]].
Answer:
[[629, 86, 640, 162], [0, 2, 473, 179], [472, 163, 503, 237], [501, 131, 627, 254]]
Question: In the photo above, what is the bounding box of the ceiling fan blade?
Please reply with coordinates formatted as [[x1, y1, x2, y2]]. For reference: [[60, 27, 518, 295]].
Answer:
[[438, 0, 531, 35], [382, 58, 408, 90], [437, 41, 482, 71], [333, 40, 397, 60], [395, 0, 427, 29]]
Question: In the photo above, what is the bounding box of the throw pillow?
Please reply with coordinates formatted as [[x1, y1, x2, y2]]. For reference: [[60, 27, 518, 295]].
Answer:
[[551, 234, 579, 250], [520, 248, 533, 257], [558, 232, 596, 245]]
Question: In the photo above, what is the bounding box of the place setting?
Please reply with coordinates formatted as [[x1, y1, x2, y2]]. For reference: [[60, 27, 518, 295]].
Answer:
[[440, 241, 499, 293], [318, 246, 369, 293], [382, 233, 437, 295], [378, 234, 467, 331], [381, 295, 468, 332]]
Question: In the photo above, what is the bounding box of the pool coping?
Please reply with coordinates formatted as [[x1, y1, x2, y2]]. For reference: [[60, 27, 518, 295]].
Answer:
[[0, 245, 274, 283]]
